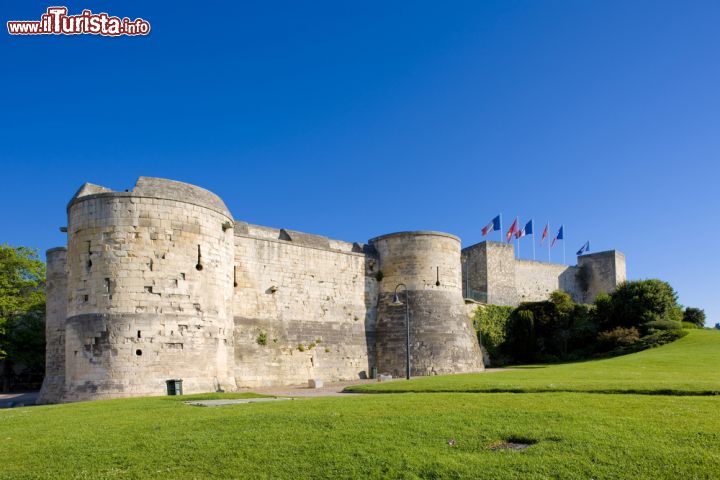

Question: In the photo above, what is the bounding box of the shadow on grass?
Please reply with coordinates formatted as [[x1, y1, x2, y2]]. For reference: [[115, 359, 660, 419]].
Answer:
[[343, 387, 720, 396]]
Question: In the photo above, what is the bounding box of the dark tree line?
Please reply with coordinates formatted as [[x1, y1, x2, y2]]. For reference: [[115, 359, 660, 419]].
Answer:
[[0, 245, 46, 392]]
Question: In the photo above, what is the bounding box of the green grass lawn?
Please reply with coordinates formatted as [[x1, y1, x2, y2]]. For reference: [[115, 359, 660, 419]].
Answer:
[[346, 329, 720, 395], [2, 392, 719, 479], [2, 330, 719, 479]]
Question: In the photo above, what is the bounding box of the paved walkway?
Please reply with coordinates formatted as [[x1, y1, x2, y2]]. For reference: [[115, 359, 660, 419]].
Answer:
[[0, 392, 38, 408], [241, 378, 379, 398], [238, 371, 508, 398], [0, 370, 512, 407]]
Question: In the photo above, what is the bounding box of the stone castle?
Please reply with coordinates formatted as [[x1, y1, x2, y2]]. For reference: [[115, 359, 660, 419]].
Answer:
[[38, 177, 625, 403]]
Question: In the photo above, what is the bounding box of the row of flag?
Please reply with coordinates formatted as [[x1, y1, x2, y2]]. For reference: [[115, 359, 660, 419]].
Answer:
[[481, 214, 591, 259]]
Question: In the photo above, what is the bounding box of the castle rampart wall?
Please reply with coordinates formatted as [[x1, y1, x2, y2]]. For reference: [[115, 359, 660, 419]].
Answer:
[[514, 260, 580, 303], [232, 223, 378, 386], [41, 177, 625, 403], [463, 241, 625, 306]]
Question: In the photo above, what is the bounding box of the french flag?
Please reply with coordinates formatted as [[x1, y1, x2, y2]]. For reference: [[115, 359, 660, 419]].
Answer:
[[551, 226, 564, 247], [515, 219, 533, 239], [481, 215, 501, 236]]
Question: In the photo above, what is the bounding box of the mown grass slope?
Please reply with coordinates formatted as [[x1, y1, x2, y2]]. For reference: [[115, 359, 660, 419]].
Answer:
[[2, 392, 720, 479], [346, 329, 720, 395], [2, 331, 719, 479]]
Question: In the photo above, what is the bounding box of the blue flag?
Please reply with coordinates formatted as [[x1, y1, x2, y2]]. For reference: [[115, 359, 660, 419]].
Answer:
[[551, 225, 563, 247], [576, 241, 590, 256]]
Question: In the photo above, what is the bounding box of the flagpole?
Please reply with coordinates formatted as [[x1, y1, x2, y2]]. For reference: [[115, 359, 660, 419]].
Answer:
[[547, 222, 551, 263], [532, 227, 536, 261], [563, 235, 566, 264]]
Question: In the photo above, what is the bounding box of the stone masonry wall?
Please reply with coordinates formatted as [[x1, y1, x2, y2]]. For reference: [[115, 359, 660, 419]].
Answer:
[[463, 241, 625, 306], [43, 177, 624, 403], [232, 223, 378, 387], [462, 242, 518, 306], [577, 250, 626, 303], [62, 181, 235, 401], [37, 247, 67, 404], [373, 232, 484, 377], [514, 260, 580, 303]]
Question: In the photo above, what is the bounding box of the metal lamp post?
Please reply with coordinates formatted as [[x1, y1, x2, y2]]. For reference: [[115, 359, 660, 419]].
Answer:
[[389, 283, 410, 380]]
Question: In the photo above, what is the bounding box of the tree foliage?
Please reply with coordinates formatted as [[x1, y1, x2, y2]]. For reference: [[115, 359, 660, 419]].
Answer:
[[473, 304, 513, 362], [594, 279, 682, 333], [0, 245, 46, 389], [683, 307, 706, 328]]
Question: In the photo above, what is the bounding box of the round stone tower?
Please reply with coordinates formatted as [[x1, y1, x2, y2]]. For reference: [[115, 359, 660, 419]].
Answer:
[[37, 247, 68, 404], [371, 231, 483, 377], [62, 177, 236, 401]]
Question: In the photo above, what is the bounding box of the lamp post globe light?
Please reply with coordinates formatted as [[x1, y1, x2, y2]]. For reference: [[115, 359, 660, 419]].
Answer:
[[390, 283, 410, 380]]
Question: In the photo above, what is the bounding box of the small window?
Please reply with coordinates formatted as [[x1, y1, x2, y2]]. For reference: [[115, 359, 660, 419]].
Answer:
[[83, 295, 89, 303], [135, 349, 142, 356], [137, 330, 142, 339]]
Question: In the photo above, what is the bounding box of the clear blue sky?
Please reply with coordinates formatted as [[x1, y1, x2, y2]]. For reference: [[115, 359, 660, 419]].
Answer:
[[1, 1, 718, 325]]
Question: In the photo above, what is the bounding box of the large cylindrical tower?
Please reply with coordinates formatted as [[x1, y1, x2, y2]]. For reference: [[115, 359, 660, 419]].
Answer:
[[37, 247, 67, 404], [62, 177, 236, 401], [371, 231, 483, 377]]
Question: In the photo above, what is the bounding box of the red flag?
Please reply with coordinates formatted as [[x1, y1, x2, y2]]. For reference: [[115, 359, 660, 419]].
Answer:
[[506, 217, 518, 243], [540, 222, 549, 244]]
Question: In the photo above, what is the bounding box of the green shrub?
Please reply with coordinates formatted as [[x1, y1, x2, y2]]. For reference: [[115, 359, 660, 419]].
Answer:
[[596, 328, 686, 357], [550, 290, 575, 317], [645, 319, 682, 333], [682, 321, 702, 329], [504, 292, 592, 361], [256, 332, 268, 346], [633, 329, 687, 350], [596, 327, 640, 351], [683, 307, 706, 328], [473, 305, 513, 361], [594, 279, 682, 333]]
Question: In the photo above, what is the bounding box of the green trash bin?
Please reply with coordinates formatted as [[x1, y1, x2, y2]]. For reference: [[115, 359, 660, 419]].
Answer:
[[371, 366, 378, 380], [166, 379, 183, 396]]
